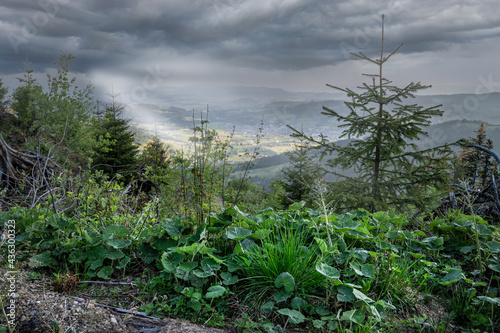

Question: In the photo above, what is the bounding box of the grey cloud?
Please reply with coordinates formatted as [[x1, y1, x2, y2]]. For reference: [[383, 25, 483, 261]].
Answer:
[[0, 0, 499, 95]]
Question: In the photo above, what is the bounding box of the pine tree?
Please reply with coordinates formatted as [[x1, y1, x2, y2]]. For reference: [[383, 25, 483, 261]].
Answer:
[[141, 135, 170, 170], [459, 123, 497, 188], [281, 134, 323, 208], [289, 16, 452, 212], [92, 100, 138, 177]]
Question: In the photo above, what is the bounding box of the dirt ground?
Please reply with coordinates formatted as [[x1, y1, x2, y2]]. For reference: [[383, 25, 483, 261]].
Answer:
[[0, 266, 234, 333]]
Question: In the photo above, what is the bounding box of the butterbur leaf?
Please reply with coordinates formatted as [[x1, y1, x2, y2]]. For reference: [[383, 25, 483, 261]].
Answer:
[[315, 306, 330, 316], [313, 320, 326, 328], [337, 285, 355, 302], [316, 262, 341, 280], [477, 296, 500, 306], [261, 301, 275, 313], [488, 263, 500, 273], [29, 251, 57, 267], [201, 258, 221, 272], [352, 288, 373, 303], [476, 224, 493, 236], [161, 251, 184, 273], [361, 264, 374, 278], [275, 272, 295, 293], [188, 300, 201, 311], [277, 308, 305, 324], [486, 241, 500, 253], [341, 309, 365, 324], [327, 321, 338, 330], [251, 229, 272, 240], [116, 256, 131, 269], [439, 268, 463, 286], [460, 245, 476, 254], [315, 237, 328, 255], [291, 297, 306, 310], [226, 227, 252, 241], [97, 266, 113, 280], [163, 223, 182, 237], [102, 225, 129, 240], [137, 244, 158, 264], [205, 285, 227, 299], [289, 201, 306, 211], [193, 269, 214, 278], [274, 290, 292, 303], [221, 272, 238, 285], [106, 239, 132, 249], [90, 259, 103, 270]]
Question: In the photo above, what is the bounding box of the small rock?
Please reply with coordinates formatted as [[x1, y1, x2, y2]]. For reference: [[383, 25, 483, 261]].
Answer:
[[110, 317, 118, 325], [29, 310, 36, 315]]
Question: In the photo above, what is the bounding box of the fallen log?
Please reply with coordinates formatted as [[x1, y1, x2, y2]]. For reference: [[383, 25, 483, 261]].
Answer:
[[0, 132, 57, 192]]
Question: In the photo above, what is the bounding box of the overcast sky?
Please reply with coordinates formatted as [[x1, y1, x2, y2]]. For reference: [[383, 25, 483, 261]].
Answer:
[[1, 0, 500, 104]]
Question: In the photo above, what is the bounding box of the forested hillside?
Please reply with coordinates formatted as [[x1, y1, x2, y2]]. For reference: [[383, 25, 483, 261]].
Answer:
[[1, 28, 500, 333]]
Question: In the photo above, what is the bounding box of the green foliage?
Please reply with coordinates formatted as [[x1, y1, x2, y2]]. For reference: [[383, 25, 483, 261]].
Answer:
[[458, 122, 498, 188], [281, 134, 324, 208], [11, 55, 95, 155], [141, 135, 171, 170], [91, 101, 138, 177], [289, 17, 452, 212], [2, 194, 499, 332], [0, 76, 9, 111]]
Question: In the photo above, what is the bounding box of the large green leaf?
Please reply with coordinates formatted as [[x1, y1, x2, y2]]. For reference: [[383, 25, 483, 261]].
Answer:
[[251, 229, 272, 240], [226, 227, 252, 241], [102, 225, 129, 240], [477, 296, 500, 306], [277, 308, 305, 324], [352, 288, 374, 303], [97, 266, 114, 280], [289, 201, 306, 211], [439, 268, 463, 286], [116, 256, 131, 269], [161, 251, 184, 273], [275, 272, 295, 293], [106, 239, 132, 249], [337, 285, 355, 302], [261, 301, 276, 314], [29, 251, 57, 267], [221, 272, 239, 285], [274, 290, 292, 303], [201, 258, 221, 272], [316, 262, 341, 282], [105, 248, 125, 260], [340, 309, 365, 324], [47, 215, 69, 229], [476, 224, 493, 236], [205, 285, 227, 299], [291, 297, 306, 310], [152, 237, 177, 251], [90, 259, 104, 270], [486, 241, 500, 253]]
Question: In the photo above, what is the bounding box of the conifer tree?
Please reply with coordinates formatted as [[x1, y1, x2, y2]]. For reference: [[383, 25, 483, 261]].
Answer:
[[289, 16, 452, 212], [141, 135, 170, 170], [281, 134, 323, 208], [459, 123, 497, 188], [92, 99, 138, 177]]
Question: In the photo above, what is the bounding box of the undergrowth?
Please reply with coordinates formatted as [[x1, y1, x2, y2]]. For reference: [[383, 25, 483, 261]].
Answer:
[[1, 203, 499, 332]]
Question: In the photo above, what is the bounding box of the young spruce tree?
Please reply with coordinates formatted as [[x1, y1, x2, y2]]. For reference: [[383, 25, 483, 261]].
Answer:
[[92, 98, 138, 178], [281, 133, 324, 208], [289, 16, 452, 212], [459, 123, 498, 188]]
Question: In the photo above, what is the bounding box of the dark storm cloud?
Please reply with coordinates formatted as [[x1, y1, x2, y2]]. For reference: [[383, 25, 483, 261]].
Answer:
[[0, 0, 499, 93]]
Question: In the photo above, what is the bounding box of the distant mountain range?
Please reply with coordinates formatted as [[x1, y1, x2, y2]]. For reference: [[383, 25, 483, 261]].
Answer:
[[125, 86, 500, 188]]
